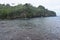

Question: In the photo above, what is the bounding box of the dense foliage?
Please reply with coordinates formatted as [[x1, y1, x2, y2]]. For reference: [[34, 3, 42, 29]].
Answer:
[[0, 3, 56, 19]]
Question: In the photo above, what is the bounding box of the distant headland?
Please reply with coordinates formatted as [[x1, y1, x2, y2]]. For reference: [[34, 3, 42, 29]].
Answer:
[[0, 3, 56, 19]]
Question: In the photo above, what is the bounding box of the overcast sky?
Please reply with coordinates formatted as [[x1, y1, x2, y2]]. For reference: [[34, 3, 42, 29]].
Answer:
[[0, 0, 60, 16]]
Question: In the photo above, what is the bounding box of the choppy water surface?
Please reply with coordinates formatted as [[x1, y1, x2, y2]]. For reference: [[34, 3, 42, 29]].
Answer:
[[0, 17, 60, 40]]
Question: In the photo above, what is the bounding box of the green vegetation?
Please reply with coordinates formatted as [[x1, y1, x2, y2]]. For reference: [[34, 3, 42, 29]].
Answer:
[[0, 3, 56, 19]]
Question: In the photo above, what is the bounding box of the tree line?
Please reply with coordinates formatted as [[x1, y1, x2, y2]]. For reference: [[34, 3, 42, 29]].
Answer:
[[0, 3, 56, 19]]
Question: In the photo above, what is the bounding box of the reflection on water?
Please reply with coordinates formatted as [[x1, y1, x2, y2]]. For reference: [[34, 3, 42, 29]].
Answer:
[[0, 17, 60, 40]]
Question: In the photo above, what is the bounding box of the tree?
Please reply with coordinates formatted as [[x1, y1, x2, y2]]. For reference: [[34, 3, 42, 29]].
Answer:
[[0, 3, 56, 19]]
